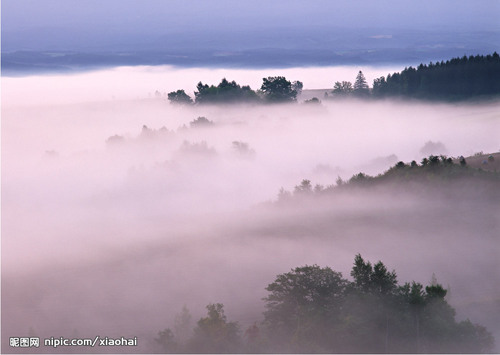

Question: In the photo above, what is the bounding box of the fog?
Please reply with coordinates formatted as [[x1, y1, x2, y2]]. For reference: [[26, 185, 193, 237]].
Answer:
[[2, 66, 399, 106], [2, 66, 499, 352]]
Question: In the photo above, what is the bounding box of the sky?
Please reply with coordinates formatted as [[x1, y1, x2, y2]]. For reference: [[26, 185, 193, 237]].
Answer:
[[3, 0, 499, 33], [2, 0, 499, 54]]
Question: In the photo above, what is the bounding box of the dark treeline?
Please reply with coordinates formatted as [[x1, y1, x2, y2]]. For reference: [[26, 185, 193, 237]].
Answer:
[[155, 254, 494, 353], [167, 52, 500, 104], [278, 153, 500, 203], [194, 78, 260, 104], [168, 77, 303, 105], [328, 53, 500, 101], [372, 52, 500, 100]]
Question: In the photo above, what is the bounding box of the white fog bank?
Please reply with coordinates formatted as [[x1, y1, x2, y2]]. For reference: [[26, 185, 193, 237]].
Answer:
[[2, 66, 499, 352], [2, 65, 399, 106]]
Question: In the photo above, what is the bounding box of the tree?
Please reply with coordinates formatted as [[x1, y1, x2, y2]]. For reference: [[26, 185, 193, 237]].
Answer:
[[372, 76, 387, 97], [173, 305, 192, 343], [243, 323, 262, 353], [156, 255, 496, 353], [155, 305, 192, 353], [351, 254, 373, 292], [353, 71, 370, 97], [194, 81, 210, 103], [167, 89, 193, 105], [347, 255, 399, 352], [277, 187, 292, 203], [331, 81, 353, 96], [292, 80, 304, 95], [190, 116, 214, 128], [293, 179, 313, 195], [232, 141, 255, 158], [188, 303, 241, 353], [155, 328, 178, 353], [372, 261, 398, 294], [455, 320, 495, 353], [260, 76, 297, 102], [263, 265, 348, 351], [392, 281, 426, 353], [194, 78, 259, 104]]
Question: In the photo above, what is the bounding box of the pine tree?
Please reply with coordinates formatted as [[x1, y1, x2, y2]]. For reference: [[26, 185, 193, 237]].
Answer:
[[353, 71, 370, 97]]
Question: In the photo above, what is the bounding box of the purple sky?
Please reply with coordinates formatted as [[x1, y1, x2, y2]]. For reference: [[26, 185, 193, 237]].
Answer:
[[2, 0, 499, 51]]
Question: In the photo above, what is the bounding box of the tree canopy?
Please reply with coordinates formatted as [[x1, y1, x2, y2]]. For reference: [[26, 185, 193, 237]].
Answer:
[[155, 254, 494, 353], [261, 255, 494, 353], [168, 76, 302, 105], [167, 89, 193, 105], [260, 76, 298, 102], [188, 303, 241, 353], [331, 81, 354, 96], [292, 80, 304, 95], [193, 78, 260, 104]]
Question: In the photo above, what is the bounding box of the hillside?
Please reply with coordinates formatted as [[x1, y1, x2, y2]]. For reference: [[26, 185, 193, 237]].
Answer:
[[276, 152, 500, 205], [455, 152, 500, 172]]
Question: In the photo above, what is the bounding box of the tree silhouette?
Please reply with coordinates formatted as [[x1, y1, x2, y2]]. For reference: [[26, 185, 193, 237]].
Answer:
[[331, 81, 353, 96], [292, 80, 304, 95], [293, 179, 313, 195], [261, 255, 495, 353], [155, 255, 495, 353], [263, 265, 348, 352], [167, 89, 193, 105], [190, 116, 214, 128], [188, 303, 241, 353], [260, 76, 297, 102], [353, 71, 369, 97], [194, 78, 259, 104]]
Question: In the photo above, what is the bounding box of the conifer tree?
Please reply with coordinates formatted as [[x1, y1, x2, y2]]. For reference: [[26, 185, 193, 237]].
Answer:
[[353, 71, 369, 97]]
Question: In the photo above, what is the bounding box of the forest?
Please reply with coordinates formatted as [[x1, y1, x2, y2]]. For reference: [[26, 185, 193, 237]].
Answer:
[[155, 253, 495, 353], [167, 52, 500, 104], [277, 153, 500, 201], [372, 52, 500, 100]]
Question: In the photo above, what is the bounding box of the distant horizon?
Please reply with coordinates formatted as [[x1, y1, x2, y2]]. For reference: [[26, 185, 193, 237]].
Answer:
[[2, 0, 499, 75], [3, 47, 499, 78]]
